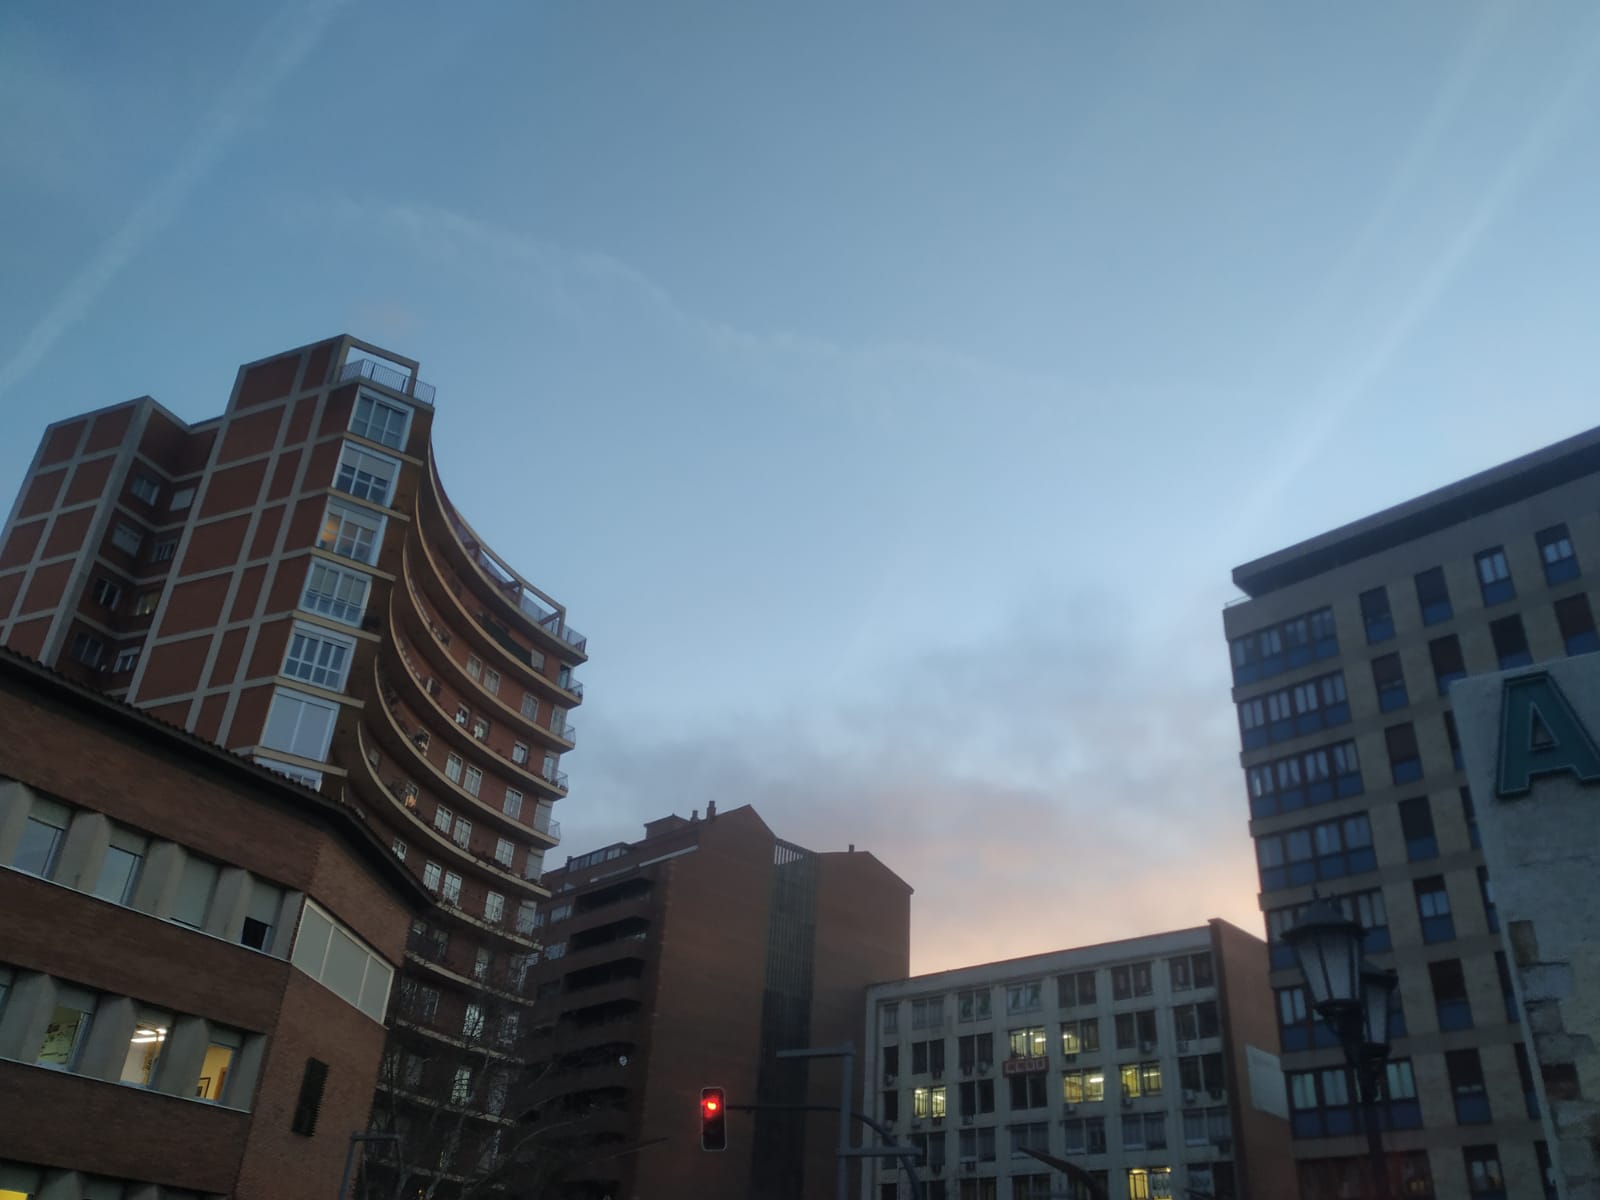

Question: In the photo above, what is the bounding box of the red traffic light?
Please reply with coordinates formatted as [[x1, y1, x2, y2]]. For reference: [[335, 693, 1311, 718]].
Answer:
[[700, 1086, 727, 1151], [701, 1096, 721, 1116]]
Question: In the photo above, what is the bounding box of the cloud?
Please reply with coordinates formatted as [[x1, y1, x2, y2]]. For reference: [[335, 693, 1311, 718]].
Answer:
[[564, 596, 1259, 976], [0, 0, 352, 403]]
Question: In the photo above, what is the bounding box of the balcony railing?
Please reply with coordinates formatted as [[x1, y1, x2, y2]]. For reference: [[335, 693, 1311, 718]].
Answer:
[[534, 814, 561, 842], [340, 356, 437, 405]]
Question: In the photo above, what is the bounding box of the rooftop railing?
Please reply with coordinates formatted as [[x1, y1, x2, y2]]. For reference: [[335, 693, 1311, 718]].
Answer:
[[340, 357, 437, 405]]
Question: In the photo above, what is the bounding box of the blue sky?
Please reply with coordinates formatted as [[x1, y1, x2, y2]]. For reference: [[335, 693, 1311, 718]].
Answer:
[[5, 1, 1600, 970]]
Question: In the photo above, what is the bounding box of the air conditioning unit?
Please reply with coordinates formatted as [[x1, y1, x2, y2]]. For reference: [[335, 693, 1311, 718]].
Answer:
[[1183, 1089, 1199, 1105], [1140, 1040, 1156, 1054], [1121, 1096, 1135, 1109]]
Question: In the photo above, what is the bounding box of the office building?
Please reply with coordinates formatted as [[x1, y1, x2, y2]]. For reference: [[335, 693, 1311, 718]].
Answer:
[[1222, 426, 1600, 1197], [524, 803, 912, 1200], [861, 921, 1294, 1200], [0, 336, 585, 1189], [0, 648, 428, 1199]]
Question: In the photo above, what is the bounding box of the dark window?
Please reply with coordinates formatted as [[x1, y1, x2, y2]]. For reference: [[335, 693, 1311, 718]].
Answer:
[[1009, 1072, 1048, 1109], [1415, 876, 1455, 944], [1476, 547, 1515, 606], [1515, 1044, 1540, 1119], [1398, 797, 1437, 861], [1371, 653, 1408, 712], [291, 1058, 330, 1135], [1463, 1145, 1506, 1198], [1537, 524, 1579, 585], [1447, 1049, 1491, 1123], [1429, 959, 1472, 1032], [1445, 711, 1464, 770], [1360, 587, 1394, 643], [882, 1090, 898, 1122], [1496, 951, 1517, 1023], [1555, 594, 1600, 656], [1386, 723, 1422, 784], [1489, 615, 1532, 669], [1429, 635, 1467, 696], [1416, 566, 1453, 625]]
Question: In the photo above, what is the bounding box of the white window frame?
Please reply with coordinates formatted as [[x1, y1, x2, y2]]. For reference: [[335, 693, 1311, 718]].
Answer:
[[452, 817, 472, 848], [485, 892, 505, 923], [301, 560, 371, 626], [111, 523, 143, 555], [463, 765, 483, 796], [130, 474, 160, 504], [169, 485, 196, 510], [333, 441, 401, 506], [482, 668, 500, 696], [317, 500, 386, 566], [112, 646, 140, 674], [442, 872, 462, 904], [445, 754, 463, 783], [261, 687, 340, 762], [282, 621, 357, 691], [503, 788, 523, 820], [152, 538, 177, 562], [290, 898, 394, 1021], [494, 837, 514, 867], [434, 805, 453, 833], [350, 388, 413, 450]]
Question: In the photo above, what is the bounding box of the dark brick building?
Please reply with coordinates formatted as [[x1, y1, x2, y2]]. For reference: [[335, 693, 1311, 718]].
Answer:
[[0, 649, 429, 1199], [524, 803, 911, 1200]]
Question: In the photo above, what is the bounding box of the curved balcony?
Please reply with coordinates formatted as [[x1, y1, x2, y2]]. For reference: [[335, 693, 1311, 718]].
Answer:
[[420, 448, 587, 661], [403, 936, 540, 1009], [394, 561, 577, 755], [380, 623, 569, 803], [365, 661, 559, 850], [352, 720, 549, 903], [433, 893, 541, 951], [404, 531, 583, 710]]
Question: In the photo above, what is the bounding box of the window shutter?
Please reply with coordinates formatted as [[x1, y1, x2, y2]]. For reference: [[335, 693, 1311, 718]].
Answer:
[[291, 1057, 330, 1135]]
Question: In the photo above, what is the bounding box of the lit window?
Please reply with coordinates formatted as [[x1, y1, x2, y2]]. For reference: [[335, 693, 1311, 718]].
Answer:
[[119, 1010, 171, 1087], [282, 625, 354, 690], [130, 474, 160, 504], [36, 988, 97, 1070], [316, 501, 384, 565], [350, 391, 411, 450], [301, 560, 370, 625], [133, 591, 160, 616], [333, 442, 400, 505], [111, 523, 143, 555], [912, 1085, 947, 1118], [196, 1027, 244, 1103]]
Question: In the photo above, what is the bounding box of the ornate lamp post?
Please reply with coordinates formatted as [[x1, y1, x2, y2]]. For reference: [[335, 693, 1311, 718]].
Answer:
[[1283, 897, 1400, 1200]]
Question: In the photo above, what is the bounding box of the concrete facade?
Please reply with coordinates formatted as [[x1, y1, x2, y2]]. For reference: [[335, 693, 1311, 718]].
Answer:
[[523, 804, 912, 1200], [0, 649, 427, 1199], [1223, 424, 1600, 1198], [860, 921, 1294, 1200], [1456, 658, 1600, 1200]]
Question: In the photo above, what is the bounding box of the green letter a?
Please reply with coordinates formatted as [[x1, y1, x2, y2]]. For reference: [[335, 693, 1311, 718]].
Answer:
[[1497, 672, 1600, 797]]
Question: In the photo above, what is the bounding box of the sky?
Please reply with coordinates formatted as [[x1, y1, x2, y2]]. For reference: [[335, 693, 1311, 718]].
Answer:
[[5, 2, 1600, 973]]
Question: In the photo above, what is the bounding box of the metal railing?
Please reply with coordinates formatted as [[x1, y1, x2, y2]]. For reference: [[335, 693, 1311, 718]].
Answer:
[[542, 767, 569, 792], [533, 814, 561, 841], [339, 357, 437, 405]]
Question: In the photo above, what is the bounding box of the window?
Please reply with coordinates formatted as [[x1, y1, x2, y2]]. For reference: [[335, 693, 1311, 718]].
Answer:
[[1177, 1053, 1227, 1096], [521, 692, 539, 720], [1398, 796, 1437, 860], [111, 523, 143, 554], [452, 817, 472, 848], [512, 741, 529, 765], [1008, 1121, 1049, 1157], [445, 754, 463, 784], [1430, 959, 1472, 1032], [172, 855, 220, 928], [302, 560, 370, 624], [1556, 593, 1600, 655], [1115, 1010, 1158, 1050], [494, 837, 514, 867], [1360, 586, 1394, 643], [1416, 566, 1452, 625], [13, 797, 71, 877], [442, 872, 462, 904], [1060, 1019, 1097, 1055], [1538, 524, 1578, 584], [1371, 653, 1408, 712], [120, 1009, 172, 1087], [1489, 615, 1532, 669], [1007, 1027, 1047, 1058], [1061, 1067, 1105, 1104], [1415, 876, 1455, 943], [1111, 962, 1152, 999], [1169, 952, 1211, 991], [958, 1032, 994, 1070], [1229, 607, 1338, 683], [483, 668, 500, 696], [391, 838, 407, 860], [90, 576, 122, 609], [1057, 970, 1096, 1007], [1005, 980, 1043, 1013], [957, 988, 993, 1022], [93, 827, 148, 905], [1257, 814, 1376, 891], [1125, 1168, 1172, 1200], [130, 473, 160, 503], [37, 987, 97, 1069], [433, 805, 453, 834], [423, 862, 442, 891], [1448, 1049, 1491, 1123], [1428, 634, 1467, 696], [1385, 722, 1422, 784], [351, 391, 411, 449], [170, 485, 195, 510], [262, 687, 339, 761], [463, 765, 483, 796], [291, 900, 393, 1020], [1118, 1061, 1161, 1097], [112, 646, 140, 674], [1463, 1146, 1506, 1197], [196, 1026, 243, 1103], [333, 442, 400, 505], [503, 788, 523, 819], [911, 997, 945, 1030], [133, 590, 160, 616], [484, 892, 504, 922], [1173, 1001, 1220, 1043], [152, 538, 177, 562], [70, 632, 104, 667], [958, 1123, 996, 1162], [470, 715, 489, 740], [317, 501, 385, 565], [454, 704, 470, 727], [283, 625, 354, 690], [913, 1084, 948, 1117], [1008, 1072, 1048, 1109], [1476, 547, 1514, 605]]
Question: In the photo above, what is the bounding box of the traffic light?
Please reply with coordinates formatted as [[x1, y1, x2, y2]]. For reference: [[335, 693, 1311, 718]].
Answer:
[[700, 1086, 727, 1151]]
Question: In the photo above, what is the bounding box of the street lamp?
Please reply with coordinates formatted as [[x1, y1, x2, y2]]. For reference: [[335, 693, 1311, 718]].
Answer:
[[1283, 897, 1399, 1200]]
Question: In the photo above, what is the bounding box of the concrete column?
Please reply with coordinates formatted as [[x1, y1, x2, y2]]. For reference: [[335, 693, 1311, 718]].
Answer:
[[0, 972, 54, 1062], [77, 994, 136, 1082], [209, 865, 251, 941], [132, 840, 183, 918], [152, 1014, 208, 1099], [0, 780, 36, 864], [56, 810, 110, 893], [269, 891, 304, 959], [229, 1032, 268, 1111]]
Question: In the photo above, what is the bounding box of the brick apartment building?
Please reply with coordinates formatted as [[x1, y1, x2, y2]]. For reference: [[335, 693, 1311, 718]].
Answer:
[[861, 921, 1294, 1200], [0, 649, 428, 1198], [522, 803, 912, 1200], [0, 335, 586, 1190], [1221, 424, 1600, 1197]]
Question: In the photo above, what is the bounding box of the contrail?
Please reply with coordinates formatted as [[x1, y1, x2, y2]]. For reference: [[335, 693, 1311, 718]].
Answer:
[[0, 0, 352, 404]]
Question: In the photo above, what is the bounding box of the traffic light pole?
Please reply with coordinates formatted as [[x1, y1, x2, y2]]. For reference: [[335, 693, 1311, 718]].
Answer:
[[776, 1044, 854, 1200], [725, 1102, 926, 1200]]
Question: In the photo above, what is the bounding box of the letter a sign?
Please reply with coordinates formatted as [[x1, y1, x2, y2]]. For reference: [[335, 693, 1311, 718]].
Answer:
[[1495, 672, 1600, 798]]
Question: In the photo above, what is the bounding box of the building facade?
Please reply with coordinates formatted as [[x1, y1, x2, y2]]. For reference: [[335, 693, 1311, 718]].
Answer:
[[523, 803, 912, 1200], [861, 921, 1294, 1200], [0, 649, 427, 1199], [1222, 426, 1600, 1197], [0, 336, 586, 1189]]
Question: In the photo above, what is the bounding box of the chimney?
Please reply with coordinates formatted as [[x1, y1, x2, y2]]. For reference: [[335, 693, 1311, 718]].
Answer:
[[849, 843, 855, 852], [691, 809, 699, 822], [707, 800, 717, 819]]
